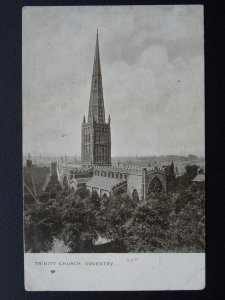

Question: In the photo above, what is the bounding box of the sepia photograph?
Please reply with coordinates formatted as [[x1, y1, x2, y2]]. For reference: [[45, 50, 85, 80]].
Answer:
[[22, 5, 206, 291], [23, 5, 205, 255]]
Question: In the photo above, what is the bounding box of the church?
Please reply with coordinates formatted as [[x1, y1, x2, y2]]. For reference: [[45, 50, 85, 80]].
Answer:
[[24, 32, 175, 203], [81, 31, 111, 167], [59, 32, 174, 201]]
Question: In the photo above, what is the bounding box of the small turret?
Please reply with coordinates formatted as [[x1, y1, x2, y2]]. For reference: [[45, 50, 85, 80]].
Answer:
[[83, 115, 86, 123], [108, 114, 111, 124]]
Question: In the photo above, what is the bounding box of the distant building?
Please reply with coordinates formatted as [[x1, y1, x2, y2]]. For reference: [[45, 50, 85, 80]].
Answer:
[[23, 158, 62, 203], [192, 173, 205, 183], [192, 173, 205, 190]]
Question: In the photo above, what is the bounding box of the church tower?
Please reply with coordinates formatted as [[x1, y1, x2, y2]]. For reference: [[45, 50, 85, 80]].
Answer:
[[81, 31, 111, 167]]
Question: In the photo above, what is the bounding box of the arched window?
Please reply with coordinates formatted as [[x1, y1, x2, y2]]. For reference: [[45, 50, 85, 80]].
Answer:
[[148, 176, 163, 193], [102, 193, 108, 201], [63, 176, 68, 185], [132, 189, 139, 201]]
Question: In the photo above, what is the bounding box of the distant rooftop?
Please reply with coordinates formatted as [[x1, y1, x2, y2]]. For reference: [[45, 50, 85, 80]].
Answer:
[[23, 165, 50, 198], [61, 162, 82, 168], [192, 174, 205, 183]]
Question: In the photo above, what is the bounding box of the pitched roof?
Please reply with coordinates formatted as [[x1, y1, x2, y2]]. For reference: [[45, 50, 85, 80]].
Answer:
[[192, 174, 205, 183], [73, 177, 91, 184], [42, 174, 51, 192], [86, 175, 123, 190], [23, 165, 50, 197]]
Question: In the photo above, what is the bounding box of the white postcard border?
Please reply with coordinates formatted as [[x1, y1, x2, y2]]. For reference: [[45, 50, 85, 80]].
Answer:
[[25, 253, 205, 291]]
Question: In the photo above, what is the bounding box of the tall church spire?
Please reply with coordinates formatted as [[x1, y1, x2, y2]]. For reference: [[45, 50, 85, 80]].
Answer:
[[81, 31, 111, 167], [88, 31, 105, 123]]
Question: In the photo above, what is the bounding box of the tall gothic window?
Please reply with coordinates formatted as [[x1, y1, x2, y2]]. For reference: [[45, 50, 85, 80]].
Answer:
[[148, 176, 163, 193]]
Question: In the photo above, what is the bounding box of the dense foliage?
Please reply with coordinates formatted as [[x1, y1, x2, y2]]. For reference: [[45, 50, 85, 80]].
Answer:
[[95, 188, 204, 252], [24, 167, 205, 253]]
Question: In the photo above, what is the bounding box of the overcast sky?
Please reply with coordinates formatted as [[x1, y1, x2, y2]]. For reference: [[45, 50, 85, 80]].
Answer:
[[22, 5, 204, 157]]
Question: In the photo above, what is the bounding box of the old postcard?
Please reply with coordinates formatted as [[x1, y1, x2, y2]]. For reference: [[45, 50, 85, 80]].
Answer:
[[23, 5, 205, 290]]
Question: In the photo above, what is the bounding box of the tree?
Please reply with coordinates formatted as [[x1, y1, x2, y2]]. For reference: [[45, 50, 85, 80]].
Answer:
[[96, 188, 205, 253], [24, 199, 63, 252], [177, 165, 199, 190], [24, 181, 205, 253]]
